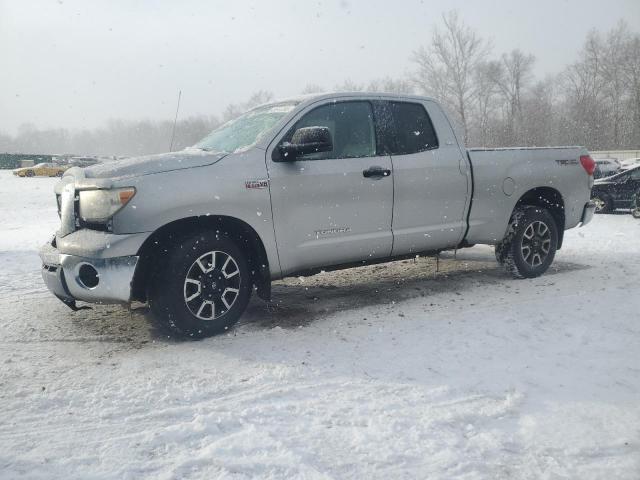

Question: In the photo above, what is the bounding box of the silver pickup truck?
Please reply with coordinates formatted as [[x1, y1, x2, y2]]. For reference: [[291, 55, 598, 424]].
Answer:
[[40, 93, 596, 337]]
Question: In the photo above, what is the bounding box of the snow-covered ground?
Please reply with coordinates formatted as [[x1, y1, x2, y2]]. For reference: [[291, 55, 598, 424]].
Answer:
[[0, 170, 639, 479]]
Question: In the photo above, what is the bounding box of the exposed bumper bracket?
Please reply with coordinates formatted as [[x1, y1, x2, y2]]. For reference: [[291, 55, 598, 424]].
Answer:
[[55, 295, 93, 311], [580, 200, 596, 226]]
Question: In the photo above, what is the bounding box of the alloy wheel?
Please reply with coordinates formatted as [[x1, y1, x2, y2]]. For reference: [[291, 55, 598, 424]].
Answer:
[[592, 197, 606, 212], [183, 250, 241, 320], [521, 220, 552, 268]]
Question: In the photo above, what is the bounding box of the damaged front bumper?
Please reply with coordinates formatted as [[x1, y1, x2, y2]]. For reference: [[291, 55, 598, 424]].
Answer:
[[39, 240, 138, 309]]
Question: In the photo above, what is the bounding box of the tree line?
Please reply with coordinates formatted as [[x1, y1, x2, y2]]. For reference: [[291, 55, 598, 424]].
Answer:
[[0, 91, 274, 158], [409, 12, 640, 150], [1, 12, 638, 156]]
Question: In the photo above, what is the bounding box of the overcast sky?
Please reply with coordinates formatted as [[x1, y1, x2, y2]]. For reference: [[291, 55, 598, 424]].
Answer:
[[1, 0, 639, 133]]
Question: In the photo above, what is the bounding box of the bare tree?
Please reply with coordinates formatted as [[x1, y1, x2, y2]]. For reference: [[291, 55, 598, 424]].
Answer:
[[623, 34, 640, 147], [521, 79, 559, 147], [325, 77, 413, 95], [301, 83, 325, 94], [471, 60, 502, 146], [559, 25, 640, 150], [221, 90, 274, 122], [561, 30, 608, 148], [333, 79, 365, 91], [412, 10, 490, 143], [2, 18, 639, 157], [493, 50, 536, 144], [601, 22, 631, 146], [245, 90, 274, 108], [366, 77, 414, 94]]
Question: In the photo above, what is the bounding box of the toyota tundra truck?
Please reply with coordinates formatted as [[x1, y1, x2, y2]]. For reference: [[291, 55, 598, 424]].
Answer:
[[39, 93, 596, 337]]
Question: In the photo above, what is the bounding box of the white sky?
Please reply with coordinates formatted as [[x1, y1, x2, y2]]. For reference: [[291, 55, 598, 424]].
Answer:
[[1, 0, 639, 133]]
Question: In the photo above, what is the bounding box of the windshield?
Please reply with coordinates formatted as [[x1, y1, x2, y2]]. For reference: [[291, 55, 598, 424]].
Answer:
[[194, 102, 298, 153]]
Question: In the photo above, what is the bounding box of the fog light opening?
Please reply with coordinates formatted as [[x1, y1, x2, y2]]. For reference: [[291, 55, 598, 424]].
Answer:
[[78, 263, 99, 289]]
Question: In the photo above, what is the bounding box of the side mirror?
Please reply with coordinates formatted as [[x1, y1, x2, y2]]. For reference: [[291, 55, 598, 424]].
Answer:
[[276, 126, 333, 161]]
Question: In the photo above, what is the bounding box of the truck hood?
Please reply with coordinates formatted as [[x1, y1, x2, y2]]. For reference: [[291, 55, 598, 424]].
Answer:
[[81, 149, 227, 179]]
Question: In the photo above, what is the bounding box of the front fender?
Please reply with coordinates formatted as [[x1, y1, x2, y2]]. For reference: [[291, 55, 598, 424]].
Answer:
[[111, 150, 280, 277]]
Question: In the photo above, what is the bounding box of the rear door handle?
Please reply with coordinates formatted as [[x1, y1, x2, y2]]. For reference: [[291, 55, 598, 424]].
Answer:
[[363, 166, 391, 179]]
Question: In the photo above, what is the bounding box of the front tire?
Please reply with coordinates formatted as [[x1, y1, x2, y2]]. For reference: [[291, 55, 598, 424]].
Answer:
[[148, 231, 252, 339], [498, 207, 558, 279], [25, 170, 34, 177]]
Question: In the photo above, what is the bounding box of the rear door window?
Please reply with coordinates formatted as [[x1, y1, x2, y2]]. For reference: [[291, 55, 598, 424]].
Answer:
[[383, 101, 439, 155]]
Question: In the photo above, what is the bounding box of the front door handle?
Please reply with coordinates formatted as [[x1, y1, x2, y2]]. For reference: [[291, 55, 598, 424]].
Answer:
[[363, 166, 391, 179]]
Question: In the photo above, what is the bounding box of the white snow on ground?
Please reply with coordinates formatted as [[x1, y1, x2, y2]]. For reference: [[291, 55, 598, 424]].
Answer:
[[0, 170, 639, 479]]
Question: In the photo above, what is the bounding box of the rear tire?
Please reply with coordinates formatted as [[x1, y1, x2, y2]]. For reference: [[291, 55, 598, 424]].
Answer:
[[632, 208, 640, 219], [148, 231, 252, 339], [498, 207, 558, 279], [25, 170, 34, 177]]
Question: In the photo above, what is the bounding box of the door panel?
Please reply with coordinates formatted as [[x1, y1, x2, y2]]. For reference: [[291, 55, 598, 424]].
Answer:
[[268, 100, 393, 276], [618, 169, 640, 206], [391, 148, 468, 254], [385, 101, 469, 255], [611, 173, 636, 207]]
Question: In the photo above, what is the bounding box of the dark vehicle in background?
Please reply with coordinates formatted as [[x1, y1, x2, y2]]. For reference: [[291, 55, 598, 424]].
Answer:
[[591, 165, 640, 213], [632, 190, 640, 219], [620, 157, 640, 171], [593, 158, 621, 179]]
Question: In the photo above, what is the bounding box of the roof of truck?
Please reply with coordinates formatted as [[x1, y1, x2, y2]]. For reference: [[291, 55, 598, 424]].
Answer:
[[262, 91, 438, 107]]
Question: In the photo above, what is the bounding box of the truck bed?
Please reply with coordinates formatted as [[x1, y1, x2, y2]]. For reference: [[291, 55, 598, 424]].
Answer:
[[464, 146, 593, 245]]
